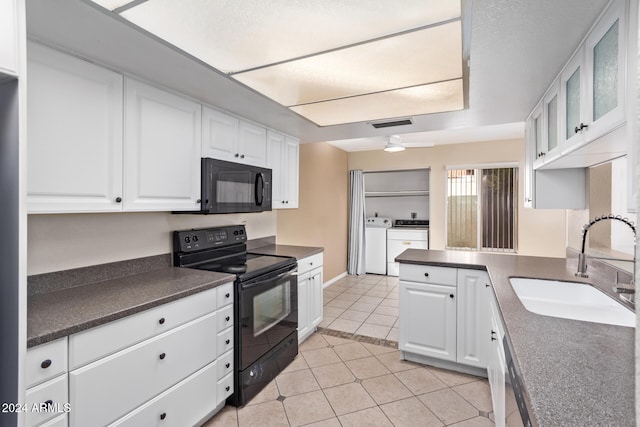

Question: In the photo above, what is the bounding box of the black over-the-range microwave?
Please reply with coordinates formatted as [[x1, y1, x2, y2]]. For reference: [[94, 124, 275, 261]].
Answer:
[[175, 158, 272, 214]]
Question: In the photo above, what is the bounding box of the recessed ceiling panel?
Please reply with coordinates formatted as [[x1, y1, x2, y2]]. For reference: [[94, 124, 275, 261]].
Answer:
[[290, 79, 464, 126], [232, 22, 462, 106], [118, 0, 461, 72]]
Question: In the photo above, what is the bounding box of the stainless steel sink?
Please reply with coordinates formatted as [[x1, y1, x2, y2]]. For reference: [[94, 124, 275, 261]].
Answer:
[[509, 278, 636, 327]]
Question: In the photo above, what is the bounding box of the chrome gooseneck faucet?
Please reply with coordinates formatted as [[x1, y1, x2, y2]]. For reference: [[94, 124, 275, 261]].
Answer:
[[575, 214, 636, 303]]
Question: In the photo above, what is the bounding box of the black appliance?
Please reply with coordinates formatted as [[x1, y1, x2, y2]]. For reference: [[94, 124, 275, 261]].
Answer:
[[173, 225, 297, 407], [188, 158, 272, 214]]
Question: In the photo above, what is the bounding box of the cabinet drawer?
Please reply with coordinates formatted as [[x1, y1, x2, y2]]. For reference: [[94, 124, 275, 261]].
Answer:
[[26, 337, 68, 388], [69, 312, 217, 427], [217, 282, 234, 308], [39, 414, 67, 427], [26, 374, 68, 427], [298, 253, 323, 275], [399, 264, 457, 286], [69, 287, 217, 369], [110, 361, 218, 427], [217, 373, 234, 401], [217, 327, 234, 357], [217, 304, 234, 332], [217, 350, 234, 380]]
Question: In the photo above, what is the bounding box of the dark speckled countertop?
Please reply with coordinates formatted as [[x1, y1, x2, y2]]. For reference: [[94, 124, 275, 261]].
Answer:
[[396, 249, 634, 427], [28, 267, 234, 348], [250, 244, 323, 260]]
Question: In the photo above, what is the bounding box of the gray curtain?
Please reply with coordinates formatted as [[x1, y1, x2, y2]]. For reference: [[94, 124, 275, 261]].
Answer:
[[348, 170, 366, 275]]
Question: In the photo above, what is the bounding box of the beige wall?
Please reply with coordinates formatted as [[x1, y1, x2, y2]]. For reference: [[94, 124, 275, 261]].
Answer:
[[348, 138, 568, 257], [277, 142, 349, 282], [28, 211, 277, 275]]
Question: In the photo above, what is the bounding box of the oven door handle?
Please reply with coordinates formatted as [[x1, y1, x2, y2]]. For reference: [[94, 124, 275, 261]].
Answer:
[[241, 268, 296, 290]]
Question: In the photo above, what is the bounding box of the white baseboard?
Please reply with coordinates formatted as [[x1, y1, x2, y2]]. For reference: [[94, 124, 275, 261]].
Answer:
[[323, 271, 347, 288]]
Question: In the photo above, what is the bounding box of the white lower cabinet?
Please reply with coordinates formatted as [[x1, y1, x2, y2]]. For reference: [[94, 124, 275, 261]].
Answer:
[[110, 361, 218, 427], [487, 290, 507, 427], [399, 265, 489, 369], [24, 284, 234, 427], [297, 253, 323, 343], [399, 281, 457, 361], [25, 338, 69, 427]]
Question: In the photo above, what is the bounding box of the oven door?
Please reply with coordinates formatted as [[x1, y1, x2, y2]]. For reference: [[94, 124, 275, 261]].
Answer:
[[238, 264, 297, 370]]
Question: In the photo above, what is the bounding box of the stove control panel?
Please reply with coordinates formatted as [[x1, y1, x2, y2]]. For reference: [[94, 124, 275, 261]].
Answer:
[[173, 225, 247, 252]]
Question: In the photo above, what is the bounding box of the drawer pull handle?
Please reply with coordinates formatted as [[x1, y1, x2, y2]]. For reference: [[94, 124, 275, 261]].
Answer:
[[160, 412, 167, 420], [159, 353, 166, 360], [225, 316, 231, 322], [225, 386, 230, 392], [41, 359, 52, 369], [424, 273, 429, 278], [225, 293, 230, 298], [310, 262, 313, 266], [159, 317, 165, 325], [449, 294, 454, 299], [225, 363, 230, 368], [225, 339, 230, 345]]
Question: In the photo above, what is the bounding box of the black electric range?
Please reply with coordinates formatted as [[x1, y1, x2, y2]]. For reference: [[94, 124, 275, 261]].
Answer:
[[173, 225, 298, 407]]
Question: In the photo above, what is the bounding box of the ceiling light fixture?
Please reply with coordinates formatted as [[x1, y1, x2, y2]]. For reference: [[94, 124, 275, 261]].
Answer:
[[384, 135, 405, 152]]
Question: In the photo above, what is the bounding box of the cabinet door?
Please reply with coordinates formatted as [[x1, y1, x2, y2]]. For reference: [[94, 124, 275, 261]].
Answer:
[[543, 80, 561, 161], [560, 47, 586, 149], [584, 0, 627, 141], [284, 137, 300, 208], [27, 43, 124, 213], [523, 118, 535, 208], [487, 293, 506, 427], [202, 106, 239, 162], [297, 272, 311, 342], [238, 121, 266, 167], [309, 268, 323, 329], [124, 78, 201, 211], [529, 102, 544, 169], [266, 130, 286, 208], [0, 0, 17, 75], [399, 281, 456, 362], [456, 269, 489, 368]]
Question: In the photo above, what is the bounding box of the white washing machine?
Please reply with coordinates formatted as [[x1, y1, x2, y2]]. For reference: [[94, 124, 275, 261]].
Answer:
[[365, 217, 392, 275]]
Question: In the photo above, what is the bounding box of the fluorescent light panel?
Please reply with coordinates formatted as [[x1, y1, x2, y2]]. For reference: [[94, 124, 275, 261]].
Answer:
[[290, 79, 464, 126], [92, 0, 465, 127], [232, 22, 462, 106]]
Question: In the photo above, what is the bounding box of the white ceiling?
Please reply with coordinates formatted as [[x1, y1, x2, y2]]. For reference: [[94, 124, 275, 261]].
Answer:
[[26, 0, 610, 151]]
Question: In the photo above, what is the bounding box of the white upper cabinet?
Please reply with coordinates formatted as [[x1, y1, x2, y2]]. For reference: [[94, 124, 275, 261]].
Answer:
[[202, 107, 267, 167], [584, 0, 627, 141], [266, 131, 299, 209], [559, 0, 627, 151], [27, 43, 124, 213], [238, 120, 267, 167], [124, 78, 201, 211], [202, 107, 239, 162], [0, 0, 18, 75]]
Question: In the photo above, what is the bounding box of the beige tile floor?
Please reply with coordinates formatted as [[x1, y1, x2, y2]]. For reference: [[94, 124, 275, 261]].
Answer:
[[203, 332, 499, 427], [320, 274, 400, 342]]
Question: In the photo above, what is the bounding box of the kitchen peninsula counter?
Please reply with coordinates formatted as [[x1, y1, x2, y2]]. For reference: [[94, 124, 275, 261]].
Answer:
[[395, 249, 634, 427]]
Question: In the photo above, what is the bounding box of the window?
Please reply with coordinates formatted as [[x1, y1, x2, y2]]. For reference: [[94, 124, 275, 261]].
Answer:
[[446, 166, 518, 252]]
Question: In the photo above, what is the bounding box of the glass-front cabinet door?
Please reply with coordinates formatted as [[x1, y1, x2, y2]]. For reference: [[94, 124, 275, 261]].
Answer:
[[560, 46, 585, 150], [543, 80, 561, 162], [584, 0, 626, 141]]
